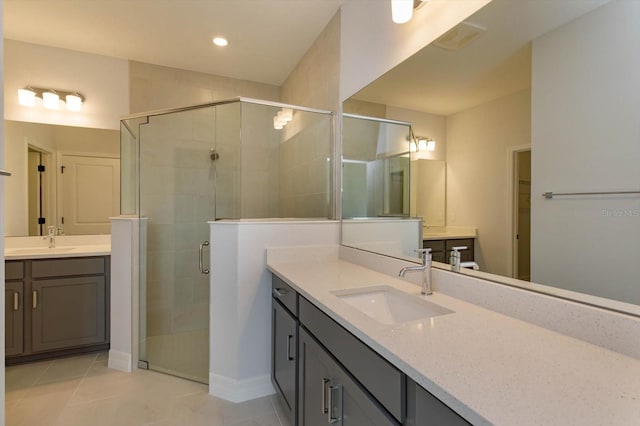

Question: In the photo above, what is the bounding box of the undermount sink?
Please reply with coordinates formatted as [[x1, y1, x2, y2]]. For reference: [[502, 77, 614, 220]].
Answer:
[[5, 247, 75, 255], [331, 285, 454, 325]]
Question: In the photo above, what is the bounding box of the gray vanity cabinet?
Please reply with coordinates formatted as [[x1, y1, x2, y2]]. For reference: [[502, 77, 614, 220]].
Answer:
[[406, 379, 470, 425], [4, 256, 110, 363], [273, 297, 298, 425], [31, 275, 106, 352], [5, 261, 25, 356], [298, 328, 397, 426]]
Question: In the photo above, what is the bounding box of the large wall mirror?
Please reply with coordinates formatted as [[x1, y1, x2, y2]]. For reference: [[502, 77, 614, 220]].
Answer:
[[4, 120, 120, 236], [341, 0, 640, 310]]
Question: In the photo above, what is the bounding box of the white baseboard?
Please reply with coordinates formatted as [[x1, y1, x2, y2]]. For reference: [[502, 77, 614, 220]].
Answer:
[[108, 349, 133, 372], [209, 373, 275, 403]]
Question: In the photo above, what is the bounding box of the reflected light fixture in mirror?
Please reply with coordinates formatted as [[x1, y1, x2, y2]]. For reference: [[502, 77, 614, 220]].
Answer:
[[42, 90, 60, 109], [392, 0, 429, 24]]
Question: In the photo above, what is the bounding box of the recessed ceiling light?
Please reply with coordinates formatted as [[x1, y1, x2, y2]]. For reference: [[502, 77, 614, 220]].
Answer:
[[213, 37, 228, 47]]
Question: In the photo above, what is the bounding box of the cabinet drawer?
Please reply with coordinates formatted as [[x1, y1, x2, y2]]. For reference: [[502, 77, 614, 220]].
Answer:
[[299, 297, 404, 422], [422, 240, 445, 252], [5, 261, 24, 280], [32, 257, 105, 278], [272, 275, 298, 317]]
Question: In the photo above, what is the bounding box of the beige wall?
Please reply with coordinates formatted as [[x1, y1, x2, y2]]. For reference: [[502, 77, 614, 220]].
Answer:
[[4, 40, 129, 130], [280, 11, 340, 111], [446, 89, 531, 276], [129, 61, 280, 114], [531, 0, 640, 304]]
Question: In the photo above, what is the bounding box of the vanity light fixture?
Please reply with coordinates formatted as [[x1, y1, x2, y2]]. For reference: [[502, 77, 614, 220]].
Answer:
[[18, 87, 37, 106], [417, 138, 436, 151], [42, 90, 60, 109], [392, 0, 429, 24], [17, 86, 85, 111], [213, 37, 229, 47]]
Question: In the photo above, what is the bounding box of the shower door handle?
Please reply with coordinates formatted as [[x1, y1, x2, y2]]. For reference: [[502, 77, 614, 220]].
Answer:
[[199, 241, 210, 275]]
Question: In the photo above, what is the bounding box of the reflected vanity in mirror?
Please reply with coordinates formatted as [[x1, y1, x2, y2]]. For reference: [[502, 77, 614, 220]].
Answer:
[[4, 120, 120, 236], [341, 0, 640, 311]]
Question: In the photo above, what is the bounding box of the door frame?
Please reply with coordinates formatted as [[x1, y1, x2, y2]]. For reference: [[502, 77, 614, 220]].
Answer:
[[505, 144, 531, 279], [26, 143, 55, 235]]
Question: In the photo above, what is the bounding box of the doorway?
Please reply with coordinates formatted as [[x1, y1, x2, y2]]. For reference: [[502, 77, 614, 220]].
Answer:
[[513, 149, 531, 281], [27, 146, 53, 236]]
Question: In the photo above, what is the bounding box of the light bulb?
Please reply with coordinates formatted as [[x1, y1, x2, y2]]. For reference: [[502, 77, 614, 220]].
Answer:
[[426, 139, 436, 151], [418, 139, 428, 151], [213, 37, 228, 47], [391, 0, 413, 24], [280, 108, 293, 122], [42, 91, 60, 109], [18, 88, 36, 107], [66, 94, 83, 111], [409, 141, 417, 153], [273, 116, 284, 130]]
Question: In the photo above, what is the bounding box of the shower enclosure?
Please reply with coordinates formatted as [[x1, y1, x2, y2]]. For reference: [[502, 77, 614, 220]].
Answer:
[[121, 98, 334, 383]]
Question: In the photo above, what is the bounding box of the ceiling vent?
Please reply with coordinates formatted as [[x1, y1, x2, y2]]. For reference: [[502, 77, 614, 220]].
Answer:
[[433, 21, 486, 51]]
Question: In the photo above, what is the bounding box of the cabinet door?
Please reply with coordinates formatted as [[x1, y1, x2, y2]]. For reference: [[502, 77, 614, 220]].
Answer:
[[5, 282, 24, 356], [31, 276, 106, 352], [406, 380, 470, 425], [273, 299, 297, 425], [334, 362, 398, 426], [298, 328, 337, 426], [298, 329, 397, 426]]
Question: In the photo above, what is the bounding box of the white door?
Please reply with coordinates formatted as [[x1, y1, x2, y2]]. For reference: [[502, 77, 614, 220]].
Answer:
[[59, 155, 120, 235]]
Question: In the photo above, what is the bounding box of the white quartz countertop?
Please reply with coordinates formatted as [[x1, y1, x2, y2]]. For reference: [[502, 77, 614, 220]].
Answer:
[[4, 235, 111, 260], [267, 258, 640, 425], [5, 245, 111, 260]]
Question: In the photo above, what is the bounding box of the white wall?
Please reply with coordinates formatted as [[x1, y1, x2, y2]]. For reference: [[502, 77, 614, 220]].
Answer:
[[341, 218, 422, 260], [446, 89, 531, 275], [4, 40, 129, 130], [531, 0, 640, 305], [339, 0, 491, 101], [209, 220, 339, 402]]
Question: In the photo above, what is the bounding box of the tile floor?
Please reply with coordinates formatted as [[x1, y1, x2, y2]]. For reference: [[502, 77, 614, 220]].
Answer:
[[5, 352, 285, 426]]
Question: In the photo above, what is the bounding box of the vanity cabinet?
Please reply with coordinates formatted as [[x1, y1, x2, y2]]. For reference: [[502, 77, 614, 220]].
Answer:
[[422, 238, 475, 265], [298, 327, 396, 426], [271, 273, 469, 426], [5, 262, 25, 356], [272, 276, 298, 426], [4, 256, 110, 363]]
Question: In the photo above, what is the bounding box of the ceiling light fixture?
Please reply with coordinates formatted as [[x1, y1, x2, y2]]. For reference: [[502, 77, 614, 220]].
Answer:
[[213, 37, 229, 47], [17, 86, 85, 111]]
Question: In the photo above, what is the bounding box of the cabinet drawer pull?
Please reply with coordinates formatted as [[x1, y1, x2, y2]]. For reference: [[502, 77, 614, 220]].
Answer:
[[273, 288, 290, 298], [286, 334, 294, 361], [322, 378, 330, 414], [32, 290, 38, 309], [328, 384, 342, 424], [13, 292, 19, 311]]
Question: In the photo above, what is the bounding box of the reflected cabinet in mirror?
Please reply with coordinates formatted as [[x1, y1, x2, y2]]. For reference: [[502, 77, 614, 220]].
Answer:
[[341, 0, 640, 309], [4, 120, 120, 236]]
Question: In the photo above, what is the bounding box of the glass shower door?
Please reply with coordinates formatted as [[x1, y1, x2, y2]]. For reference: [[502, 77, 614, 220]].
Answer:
[[138, 106, 220, 383]]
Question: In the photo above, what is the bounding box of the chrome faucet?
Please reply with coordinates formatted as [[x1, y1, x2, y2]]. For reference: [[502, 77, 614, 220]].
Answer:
[[449, 246, 467, 272], [44, 225, 56, 248], [399, 248, 432, 295]]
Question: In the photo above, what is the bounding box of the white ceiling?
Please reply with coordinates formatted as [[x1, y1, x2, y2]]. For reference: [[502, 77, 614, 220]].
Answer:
[[353, 0, 610, 116], [3, 0, 343, 86]]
